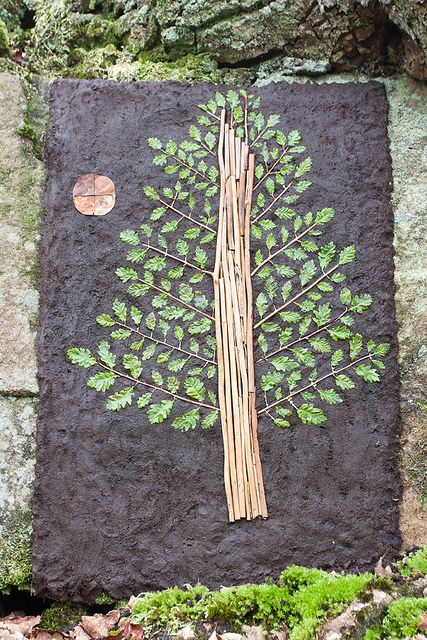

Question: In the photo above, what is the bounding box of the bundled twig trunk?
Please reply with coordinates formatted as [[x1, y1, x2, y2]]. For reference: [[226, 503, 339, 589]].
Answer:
[[213, 107, 268, 521]]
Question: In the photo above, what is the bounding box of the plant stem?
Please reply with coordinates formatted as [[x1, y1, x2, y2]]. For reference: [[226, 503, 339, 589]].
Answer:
[[254, 263, 339, 329], [98, 362, 218, 411], [141, 242, 212, 275], [136, 277, 214, 320], [258, 311, 347, 362], [251, 180, 295, 225], [158, 197, 216, 234], [258, 353, 373, 415], [115, 321, 216, 364], [251, 222, 317, 276], [253, 147, 288, 192]]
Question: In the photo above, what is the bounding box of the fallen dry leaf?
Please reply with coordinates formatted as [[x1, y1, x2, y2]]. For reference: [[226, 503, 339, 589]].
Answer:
[[69, 626, 91, 640], [0, 615, 41, 637], [374, 556, 394, 578], [318, 601, 367, 639], [241, 626, 265, 640], [175, 625, 194, 640], [270, 625, 288, 640], [80, 612, 120, 639], [32, 631, 65, 640], [119, 621, 143, 640], [419, 613, 427, 631]]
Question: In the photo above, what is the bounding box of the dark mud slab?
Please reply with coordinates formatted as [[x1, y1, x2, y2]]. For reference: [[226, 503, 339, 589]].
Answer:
[[34, 80, 401, 602]]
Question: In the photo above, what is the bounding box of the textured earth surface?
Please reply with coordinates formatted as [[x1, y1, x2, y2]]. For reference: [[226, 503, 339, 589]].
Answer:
[[0, 65, 426, 594]]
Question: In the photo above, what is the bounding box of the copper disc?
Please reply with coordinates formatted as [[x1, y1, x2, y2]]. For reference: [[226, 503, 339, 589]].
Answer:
[[73, 174, 116, 216]]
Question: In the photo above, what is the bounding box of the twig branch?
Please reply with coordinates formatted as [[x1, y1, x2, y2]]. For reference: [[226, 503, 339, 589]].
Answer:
[[98, 362, 218, 411], [164, 149, 219, 186], [251, 222, 317, 276], [253, 147, 288, 192], [158, 197, 216, 234], [115, 321, 216, 364], [258, 353, 373, 415], [141, 242, 212, 275], [137, 277, 214, 320], [252, 180, 295, 225], [253, 263, 339, 329], [257, 311, 347, 362]]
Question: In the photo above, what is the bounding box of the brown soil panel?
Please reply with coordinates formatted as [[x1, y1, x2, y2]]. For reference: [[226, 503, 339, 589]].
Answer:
[[33, 80, 401, 602]]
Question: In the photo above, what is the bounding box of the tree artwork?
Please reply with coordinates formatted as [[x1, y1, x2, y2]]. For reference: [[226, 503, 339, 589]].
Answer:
[[67, 90, 390, 522]]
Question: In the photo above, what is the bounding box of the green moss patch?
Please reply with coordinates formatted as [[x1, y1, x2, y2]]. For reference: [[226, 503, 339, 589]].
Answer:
[[396, 547, 427, 577], [365, 597, 427, 639], [131, 567, 375, 639]]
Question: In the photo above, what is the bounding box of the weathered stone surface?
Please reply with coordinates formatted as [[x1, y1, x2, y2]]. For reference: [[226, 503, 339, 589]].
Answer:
[[387, 76, 427, 546], [0, 396, 37, 591], [0, 72, 42, 395]]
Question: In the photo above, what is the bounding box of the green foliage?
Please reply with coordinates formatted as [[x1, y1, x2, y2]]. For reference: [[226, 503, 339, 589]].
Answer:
[[67, 89, 388, 434], [131, 566, 374, 637], [396, 547, 427, 577], [365, 597, 427, 639], [40, 603, 87, 632]]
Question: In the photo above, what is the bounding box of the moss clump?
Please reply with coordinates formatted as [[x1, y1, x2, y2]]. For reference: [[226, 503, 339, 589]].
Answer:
[[396, 547, 427, 577], [0, 18, 11, 56], [94, 593, 115, 606], [364, 597, 427, 639], [132, 567, 375, 637], [0, 508, 32, 594], [40, 604, 88, 632]]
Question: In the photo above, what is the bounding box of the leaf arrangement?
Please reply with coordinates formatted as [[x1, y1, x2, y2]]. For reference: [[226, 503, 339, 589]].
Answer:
[[68, 89, 390, 521]]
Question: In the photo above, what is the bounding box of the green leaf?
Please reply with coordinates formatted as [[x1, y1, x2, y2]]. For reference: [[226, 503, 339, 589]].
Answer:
[[271, 356, 299, 372], [137, 392, 152, 408], [130, 306, 143, 325], [313, 303, 331, 327], [374, 343, 390, 357], [168, 358, 187, 372], [256, 292, 268, 318], [67, 347, 96, 368], [300, 260, 317, 286], [350, 293, 372, 313], [328, 325, 352, 341], [143, 186, 160, 201], [141, 310, 155, 331], [194, 246, 208, 269], [309, 337, 331, 353], [339, 244, 356, 265], [331, 349, 344, 368], [202, 411, 218, 429], [355, 363, 380, 382], [120, 229, 140, 245], [261, 371, 283, 392], [339, 288, 352, 306], [315, 208, 334, 224], [291, 347, 315, 368], [335, 374, 355, 390], [96, 314, 115, 328], [188, 318, 212, 335], [318, 242, 336, 269], [296, 403, 327, 425], [106, 387, 134, 412], [98, 341, 116, 368], [258, 333, 268, 354], [172, 409, 200, 432], [349, 333, 363, 359], [141, 343, 156, 361], [123, 353, 142, 378], [318, 388, 342, 405], [116, 267, 138, 283], [147, 400, 174, 424], [184, 377, 205, 402], [111, 329, 131, 340], [147, 137, 162, 150], [151, 370, 164, 386]]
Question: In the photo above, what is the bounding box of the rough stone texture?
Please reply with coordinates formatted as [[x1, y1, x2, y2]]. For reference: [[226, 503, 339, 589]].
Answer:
[[0, 71, 42, 591], [5, 1, 425, 82], [34, 79, 401, 601], [387, 76, 427, 546], [0, 72, 42, 395], [0, 396, 37, 591]]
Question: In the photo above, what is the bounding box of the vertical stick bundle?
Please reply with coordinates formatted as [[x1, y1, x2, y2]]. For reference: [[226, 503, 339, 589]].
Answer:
[[213, 107, 268, 521]]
